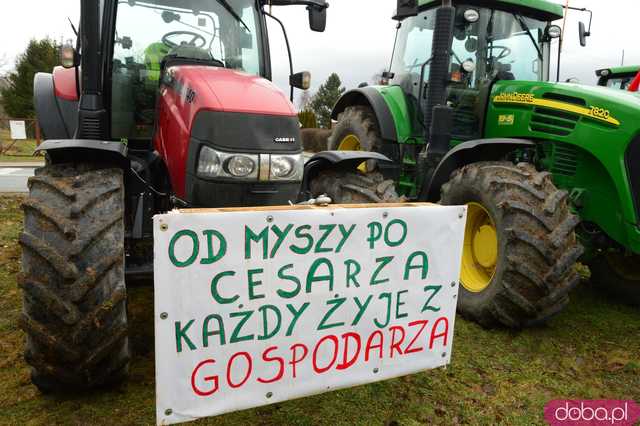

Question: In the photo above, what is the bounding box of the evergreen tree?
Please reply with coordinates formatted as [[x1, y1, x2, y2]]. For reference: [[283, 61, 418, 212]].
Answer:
[[309, 73, 345, 128], [0, 39, 59, 118]]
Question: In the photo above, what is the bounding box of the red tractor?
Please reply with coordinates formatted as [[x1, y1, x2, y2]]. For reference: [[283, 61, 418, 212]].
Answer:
[[22, 0, 388, 392]]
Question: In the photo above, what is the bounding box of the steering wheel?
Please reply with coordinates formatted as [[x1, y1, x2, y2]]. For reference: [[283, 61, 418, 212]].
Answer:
[[162, 31, 206, 49], [488, 45, 512, 61]]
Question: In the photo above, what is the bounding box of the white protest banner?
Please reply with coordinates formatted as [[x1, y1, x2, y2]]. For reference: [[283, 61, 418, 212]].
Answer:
[[9, 120, 27, 140], [154, 204, 467, 425]]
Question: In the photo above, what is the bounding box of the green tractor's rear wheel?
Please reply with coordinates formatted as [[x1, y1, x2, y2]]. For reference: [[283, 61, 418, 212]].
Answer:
[[590, 253, 640, 306], [440, 161, 583, 328], [20, 163, 130, 392], [328, 106, 384, 173]]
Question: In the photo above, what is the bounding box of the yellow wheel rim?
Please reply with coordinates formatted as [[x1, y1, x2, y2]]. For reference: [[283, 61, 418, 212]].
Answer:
[[461, 202, 498, 293], [337, 134, 367, 173], [605, 253, 640, 282]]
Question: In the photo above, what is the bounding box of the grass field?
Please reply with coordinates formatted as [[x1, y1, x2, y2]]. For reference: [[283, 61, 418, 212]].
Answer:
[[1, 195, 638, 425], [0, 128, 42, 162]]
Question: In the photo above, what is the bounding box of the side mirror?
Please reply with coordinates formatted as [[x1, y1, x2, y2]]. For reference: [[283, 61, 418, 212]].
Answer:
[[579, 21, 589, 47], [308, 2, 327, 32], [394, 0, 418, 20], [290, 71, 311, 90], [60, 45, 78, 69]]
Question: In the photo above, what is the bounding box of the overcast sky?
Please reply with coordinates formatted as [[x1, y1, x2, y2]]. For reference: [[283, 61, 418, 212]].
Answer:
[[1, 0, 638, 107]]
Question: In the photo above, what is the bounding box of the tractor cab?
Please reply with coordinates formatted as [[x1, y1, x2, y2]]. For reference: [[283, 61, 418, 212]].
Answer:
[[389, 1, 561, 140], [596, 66, 640, 90], [111, 0, 266, 139]]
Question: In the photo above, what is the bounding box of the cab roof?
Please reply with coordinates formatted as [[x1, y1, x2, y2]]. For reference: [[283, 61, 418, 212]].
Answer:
[[416, 0, 564, 22], [596, 66, 640, 77]]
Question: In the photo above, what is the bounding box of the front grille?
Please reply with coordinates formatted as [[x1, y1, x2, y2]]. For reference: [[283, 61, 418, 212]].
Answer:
[[531, 107, 579, 137], [551, 143, 579, 177], [79, 117, 102, 139]]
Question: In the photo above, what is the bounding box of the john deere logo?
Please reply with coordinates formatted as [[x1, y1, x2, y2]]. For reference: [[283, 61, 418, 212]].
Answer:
[[499, 114, 515, 126], [274, 137, 296, 144]]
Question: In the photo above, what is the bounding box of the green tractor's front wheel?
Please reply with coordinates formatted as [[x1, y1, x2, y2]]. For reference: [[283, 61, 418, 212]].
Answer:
[[441, 161, 583, 328], [328, 106, 384, 173], [590, 253, 640, 306]]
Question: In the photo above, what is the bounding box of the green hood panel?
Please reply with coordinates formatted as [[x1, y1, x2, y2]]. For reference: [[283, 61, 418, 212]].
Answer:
[[416, 0, 563, 21]]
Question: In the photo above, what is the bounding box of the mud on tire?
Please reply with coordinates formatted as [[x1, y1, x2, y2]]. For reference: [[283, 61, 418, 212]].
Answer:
[[20, 163, 130, 392], [440, 161, 583, 328], [327, 106, 383, 153], [310, 170, 404, 204]]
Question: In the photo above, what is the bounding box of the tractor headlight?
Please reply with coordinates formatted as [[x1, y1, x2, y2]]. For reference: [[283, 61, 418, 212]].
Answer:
[[270, 154, 304, 181], [226, 155, 256, 177], [197, 146, 221, 177]]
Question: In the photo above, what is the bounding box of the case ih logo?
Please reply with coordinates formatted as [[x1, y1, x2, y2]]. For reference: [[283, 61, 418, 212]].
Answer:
[[274, 137, 296, 144]]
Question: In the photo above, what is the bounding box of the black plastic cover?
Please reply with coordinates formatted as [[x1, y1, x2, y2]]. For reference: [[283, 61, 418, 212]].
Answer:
[[191, 111, 301, 153]]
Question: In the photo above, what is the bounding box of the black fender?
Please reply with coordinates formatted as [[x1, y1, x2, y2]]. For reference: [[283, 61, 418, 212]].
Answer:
[[33, 73, 78, 139], [35, 139, 129, 167], [331, 87, 398, 142], [420, 138, 535, 202], [298, 150, 391, 201]]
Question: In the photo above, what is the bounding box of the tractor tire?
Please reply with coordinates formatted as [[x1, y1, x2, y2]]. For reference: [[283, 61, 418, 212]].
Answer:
[[19, 163, 130, 392], [310, 169, 403, 204], [328, 106, 383, 152], [440, 161, 583, 328], [590, 253, 640, 306]]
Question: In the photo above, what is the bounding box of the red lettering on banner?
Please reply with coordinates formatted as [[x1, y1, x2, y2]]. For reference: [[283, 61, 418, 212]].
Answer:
[[312, 335, 339, 373], [429, 317, 449, 349], [389, 326, 405, 358], [289, 343, 309, 378], [257, 346, 284, 384], [365, 330, 384, 361], [191, 359, 219, 396], [337, 332, 362, 370], [227, 352, 252, 388], [404, 320, 428, 354]]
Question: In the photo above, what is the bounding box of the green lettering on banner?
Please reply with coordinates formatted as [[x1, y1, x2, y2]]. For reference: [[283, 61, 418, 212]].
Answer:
[[202, 314, 226, 347], [175, 320, 196, 353], [306, 258, 334, 293], [367, 222, 383, 249], [258, 305, 282, 341], [317, 297, 346, 330], [352, 295, 373, 326], [315, 224, 336, 253], [344, 259, 361, 288], [336, 224, 356, 253], [290, 225, 313, 255], [230, 310, 255, 343], [245, 226, 268, 260], [422, 285, 442, 313], [277, 264, 301, 299], [371, 256, 394, 286], [168, 230, 199, 268], [404, 251, 429, 280], [248, 269, 265, 300], [396, 290, 409, 319], [270, 224, 294, 259], [200, 230, 227, 265], [374, 292, 392, 328], [285, 303, 310, 336], [210, 271, 239, 304], [384, 219, 408, 247]]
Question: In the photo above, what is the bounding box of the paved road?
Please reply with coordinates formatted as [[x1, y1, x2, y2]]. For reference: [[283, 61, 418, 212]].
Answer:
[[0, 167, 35, 193]]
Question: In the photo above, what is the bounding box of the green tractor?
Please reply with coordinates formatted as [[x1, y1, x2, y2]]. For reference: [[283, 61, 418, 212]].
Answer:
[[313, 0, 640, 327], [596, 66, 640, 91]]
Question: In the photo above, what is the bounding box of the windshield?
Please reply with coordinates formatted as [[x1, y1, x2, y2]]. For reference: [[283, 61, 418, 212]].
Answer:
[[605, 75, 635, 90], [389, 5, 550, 139], [391, 6, 548, 90], [111, 0, 263, 139]]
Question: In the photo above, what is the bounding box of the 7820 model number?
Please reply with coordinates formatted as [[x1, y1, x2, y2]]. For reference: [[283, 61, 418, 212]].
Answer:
[[589, 106, 611, 120]]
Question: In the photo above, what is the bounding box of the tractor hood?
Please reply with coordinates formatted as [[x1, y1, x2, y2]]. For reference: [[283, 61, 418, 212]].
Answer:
[[491, 80, 640, 136], [165, 65, 297, 116]]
